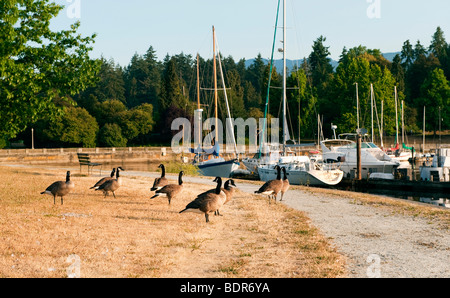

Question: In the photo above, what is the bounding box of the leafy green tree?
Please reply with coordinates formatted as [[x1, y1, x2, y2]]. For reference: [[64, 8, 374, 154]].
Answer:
[[226, 69, 246, 119], [0, 0, 100, 139], [41, 107, 99, 148], [246, 53, 266, 101], [81, 58, 126, 104], [418, 68, 450, 132], [429, 27, 448, 62], [288, 68, 317, 139], [98, 123, 127, 147], [124, 46, 161, 109], [391, 54, 405, 93], [328, 50, 400, 138], [262, 64, 282, 121], [118, 104, 155, 142], [159, 57, 188, 114], [406, 53, 441, 102], [414, 40, 427, 59], [328, 56, 372, 132], [401, 40, 415, 70], [308, 36, 334, 98], [243, 81, 260, 108], [93, 99, 128, 127]]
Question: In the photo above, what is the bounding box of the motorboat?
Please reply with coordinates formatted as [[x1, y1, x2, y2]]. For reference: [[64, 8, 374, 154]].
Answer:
[[257, 155, 344, 186], [241, 143, 281, 174], [420, 148, 450, 182], [320, 138, 400, 179]]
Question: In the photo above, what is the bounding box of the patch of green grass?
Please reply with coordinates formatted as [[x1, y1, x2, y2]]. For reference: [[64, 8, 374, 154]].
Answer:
[[162, 160, 199, 176]]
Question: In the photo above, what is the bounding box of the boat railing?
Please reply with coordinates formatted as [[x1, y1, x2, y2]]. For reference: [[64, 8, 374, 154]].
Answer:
[[312, 159, 341, 172]]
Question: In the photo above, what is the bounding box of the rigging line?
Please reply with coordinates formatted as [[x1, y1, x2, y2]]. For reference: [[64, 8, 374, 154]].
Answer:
[[259, 0, 281, 157], [289, 0, 306, 69], [216, 36, 238, 155], [286, 93, 295, 143]]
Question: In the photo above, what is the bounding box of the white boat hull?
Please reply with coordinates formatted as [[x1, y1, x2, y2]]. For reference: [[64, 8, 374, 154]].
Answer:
[[336, 161, 398, 179], [321, 140, 400, 179], [258, 166, 344, 186], [197, 158, 240, 178]]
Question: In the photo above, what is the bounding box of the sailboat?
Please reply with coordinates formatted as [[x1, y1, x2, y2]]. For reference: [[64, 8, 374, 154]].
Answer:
[[384, 86, 413, 164], [256, 0, 344, 186], [191, 26, 240, 178]]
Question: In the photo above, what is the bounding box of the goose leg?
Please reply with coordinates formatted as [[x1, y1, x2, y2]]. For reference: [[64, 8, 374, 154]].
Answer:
[[205, 213, 210, 223], [53, 194, 56, 205], [61, 196, 63, 205]]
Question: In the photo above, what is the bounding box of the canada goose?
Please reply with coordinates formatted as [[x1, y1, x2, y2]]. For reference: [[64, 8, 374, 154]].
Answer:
[[96, 167, 122, 198], [40, 171, 75, 205], [211, 179, 236, 216], [150, 171, 184, 205], [254, 165, 282, 204], [150, 164, 169, 191], [179, 177, 226, 223], [90, 168, 115, 189], [280, 167, 290, 201]]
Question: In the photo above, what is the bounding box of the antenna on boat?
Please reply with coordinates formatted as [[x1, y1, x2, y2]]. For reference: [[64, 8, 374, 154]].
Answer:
[[331, 124, 337, 140]]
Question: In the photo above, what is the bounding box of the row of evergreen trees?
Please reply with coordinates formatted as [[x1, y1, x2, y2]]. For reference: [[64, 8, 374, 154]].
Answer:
[[26, 27, 450, 148]]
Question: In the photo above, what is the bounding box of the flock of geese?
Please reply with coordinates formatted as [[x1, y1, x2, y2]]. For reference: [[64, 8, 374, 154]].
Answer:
[[40, 163, 291, 223]]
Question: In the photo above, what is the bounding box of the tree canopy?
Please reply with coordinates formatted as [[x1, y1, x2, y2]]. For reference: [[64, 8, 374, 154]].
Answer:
[[0, 0, 100, 140]]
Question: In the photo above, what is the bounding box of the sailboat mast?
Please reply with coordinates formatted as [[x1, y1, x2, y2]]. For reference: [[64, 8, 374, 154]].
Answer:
[[423, 106, 426, 154], [401, 100, 405, 145], [196, 53, 202, 149], [197, 53, 200, 110], [380, 100, 384, 148], [394, 86, 399, 145], [212, 26, 218, 142], [282, 0, 287, 155], [356, 82, 360, 130], [371, 83, 374, 143]]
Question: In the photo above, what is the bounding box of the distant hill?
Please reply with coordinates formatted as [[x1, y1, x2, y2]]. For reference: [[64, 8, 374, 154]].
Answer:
[[382, 52, 401, 62], [245, 52, 400, 74]]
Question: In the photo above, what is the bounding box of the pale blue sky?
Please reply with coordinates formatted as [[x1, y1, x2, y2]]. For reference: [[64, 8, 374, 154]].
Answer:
[[51, 0, 450, 66]]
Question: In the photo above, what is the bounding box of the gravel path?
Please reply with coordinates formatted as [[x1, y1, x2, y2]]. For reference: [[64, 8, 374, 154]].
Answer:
[[173, 173, 450, 278], [279, 189, 450, 278]]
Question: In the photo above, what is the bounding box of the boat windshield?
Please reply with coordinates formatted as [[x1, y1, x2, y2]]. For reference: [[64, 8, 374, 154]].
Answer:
[[344, 142, 379, 149]]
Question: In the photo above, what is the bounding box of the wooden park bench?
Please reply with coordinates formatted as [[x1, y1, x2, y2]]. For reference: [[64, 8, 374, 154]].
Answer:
[[77, 153, 102, 175]]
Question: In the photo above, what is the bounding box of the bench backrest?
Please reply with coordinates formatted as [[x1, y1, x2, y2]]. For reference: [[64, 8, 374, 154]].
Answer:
[[77, 153, 91, 165]]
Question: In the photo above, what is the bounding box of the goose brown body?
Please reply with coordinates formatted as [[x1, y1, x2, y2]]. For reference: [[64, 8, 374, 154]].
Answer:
[[205, 179, 236, 216], [96, 167, 122, 198], [90, 168, 115, 189], [179, 177, 226, 223], [280, 167, 290, 201], [150, 164, 169, 191], [40, 171, 74, 205], [150, 171, 183, 205], [254, 165, 282, 204]]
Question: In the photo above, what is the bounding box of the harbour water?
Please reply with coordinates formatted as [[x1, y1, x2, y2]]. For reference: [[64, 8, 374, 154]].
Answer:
[[366, 188, 450, 209]]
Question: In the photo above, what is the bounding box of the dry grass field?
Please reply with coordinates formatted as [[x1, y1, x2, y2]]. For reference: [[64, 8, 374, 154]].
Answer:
[[0, 166, 347, 278]]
